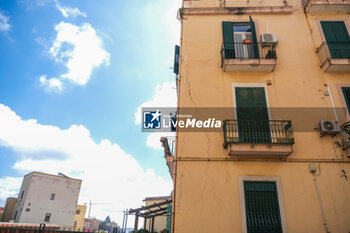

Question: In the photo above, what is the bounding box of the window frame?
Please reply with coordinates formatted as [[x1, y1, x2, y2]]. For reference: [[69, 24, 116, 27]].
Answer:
[[336, 84, 350, 122], [44, 213, 51, 223], [316, 19, 350, 60], [232, 83, 272, 121], [239, 176, 288, 233], [222, 19, 260, 59]]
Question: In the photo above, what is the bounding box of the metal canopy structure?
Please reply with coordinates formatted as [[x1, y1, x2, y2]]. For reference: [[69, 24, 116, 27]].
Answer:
[[127, 199, 172, 233]]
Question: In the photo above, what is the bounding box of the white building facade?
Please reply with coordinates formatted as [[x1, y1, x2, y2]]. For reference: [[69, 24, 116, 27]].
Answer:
[[12, 172, 82, 228]]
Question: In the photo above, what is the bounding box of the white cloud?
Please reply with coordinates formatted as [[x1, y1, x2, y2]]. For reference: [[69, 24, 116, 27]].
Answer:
[[135, 82, 177, 150], [0, 177, 23, 200], [49, 22, 110, 86], [39, 75, 63, 92], [0, 104, 172, 223], [135, 82, 177, 124], [0, 12, 11, 32], [55, 1, 86, 18]]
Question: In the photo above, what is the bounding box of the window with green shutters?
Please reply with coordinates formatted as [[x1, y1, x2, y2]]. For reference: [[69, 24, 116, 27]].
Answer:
[[222, 17, 259, 59], [166, 204, 172, 233], [235, 87, 271, 143], [321, 21, 350, 59], [244, 181, 282, 233], [342, 87, 350, 114]]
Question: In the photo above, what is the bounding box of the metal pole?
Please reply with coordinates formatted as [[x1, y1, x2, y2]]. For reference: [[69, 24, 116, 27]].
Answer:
[[143, 218, 147, 233], [134, 211, 139, 233], [151, 217, 154, 233], [121, 212, 126, 233], [324, 83, 339, 122], [88, 201, 92, 219], [124, 211, 128, 233], [313, 173, 330, 233]]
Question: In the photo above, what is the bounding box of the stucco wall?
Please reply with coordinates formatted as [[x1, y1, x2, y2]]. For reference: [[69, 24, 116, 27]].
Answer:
[[173, 0, 350, 232], [144, 200, 167, 233], [73, 205, 87, 230], [13, 172, 81, 228]]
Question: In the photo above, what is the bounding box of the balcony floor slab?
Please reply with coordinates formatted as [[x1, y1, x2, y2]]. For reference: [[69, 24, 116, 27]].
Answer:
[[227, 143, 293, 157]]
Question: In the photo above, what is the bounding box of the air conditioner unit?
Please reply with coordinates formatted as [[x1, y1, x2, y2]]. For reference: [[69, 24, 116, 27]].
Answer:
[[260, 33, 278, 44], [319, 120, 341, 136]]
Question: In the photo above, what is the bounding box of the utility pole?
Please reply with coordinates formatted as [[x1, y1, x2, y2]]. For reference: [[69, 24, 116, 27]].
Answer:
[[83, 201, 112, 219]]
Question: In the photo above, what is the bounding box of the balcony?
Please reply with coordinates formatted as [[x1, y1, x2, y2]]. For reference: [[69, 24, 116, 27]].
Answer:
[[221, 42, 277, 72], [223, 120, 294, 157], [160, 137, 176, 180], [317, 42, 350, 72], [302, 0, 350, 14]]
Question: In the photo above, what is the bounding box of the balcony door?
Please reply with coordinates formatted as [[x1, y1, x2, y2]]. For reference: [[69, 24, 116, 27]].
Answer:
[[321, 21, 350, 58], [236, 87, 271, 143], [234, 31, 255, 59], [222, 16, 259, 59]]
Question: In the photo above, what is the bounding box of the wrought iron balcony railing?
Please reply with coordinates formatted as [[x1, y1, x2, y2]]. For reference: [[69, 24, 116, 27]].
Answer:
[[160, 137, 176, 157], [317, 41, 350, 66], [223, 120, 294, 148], [221, 42, 277, 63]]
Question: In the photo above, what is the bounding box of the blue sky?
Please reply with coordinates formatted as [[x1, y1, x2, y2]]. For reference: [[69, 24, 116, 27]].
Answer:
[[0, 0, 179, 223]]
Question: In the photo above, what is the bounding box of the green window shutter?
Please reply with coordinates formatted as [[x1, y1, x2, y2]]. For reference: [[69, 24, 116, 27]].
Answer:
[[222, 22, 234, 58], [342, 87, 350, 114], [249, 16, 259, 58], [236, 87, 270, 143], [173, 45, 180, 75], [166, 205, 172, 233], [244, 181, 282, 233], [321, 21, 350, 58]]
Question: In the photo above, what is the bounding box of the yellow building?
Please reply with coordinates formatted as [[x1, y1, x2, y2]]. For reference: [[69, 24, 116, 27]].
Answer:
[[72, 205, 87, 231], [169, 0, 350, 232], [1, 197, 17, 222], [143, 196, 171, 233]]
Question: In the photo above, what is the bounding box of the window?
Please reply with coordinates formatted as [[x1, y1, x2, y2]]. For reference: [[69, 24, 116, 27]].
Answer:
[[342, 87, 350, 114], [244, 181, 282, 233], [321, 21, 350, 59], [239, 176, 287, 233], [25, 208, 30, 212], [222, 17, 259, 59], [76, 209, 80, 215], [50, 193, 55, 200], [13, 211, 18, 220], [235, 87, 270, 143], [73, 221, 77, 228], [44, 213, 51, 222], [20, 191, 24, 199]]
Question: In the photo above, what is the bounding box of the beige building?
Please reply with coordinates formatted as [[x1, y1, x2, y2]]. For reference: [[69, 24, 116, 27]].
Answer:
[[12, 172, 82, 228], [0, 197, 17, 222], [169, 0, 350, 232], [72, 205, 87, 231], [143, 196, 171, 233]]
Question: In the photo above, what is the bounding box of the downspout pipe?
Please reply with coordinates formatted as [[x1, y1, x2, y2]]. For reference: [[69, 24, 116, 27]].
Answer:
[[324, 83, 339, 122], [312, 173, 330, 233]]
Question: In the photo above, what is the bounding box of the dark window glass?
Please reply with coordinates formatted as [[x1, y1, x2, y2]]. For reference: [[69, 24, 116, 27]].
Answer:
[[44, 213, 51, 222], [50, 193, 55, 200]]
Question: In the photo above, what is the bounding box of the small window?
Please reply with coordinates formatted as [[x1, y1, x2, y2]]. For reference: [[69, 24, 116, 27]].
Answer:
[[44, 213, 51, 222], [73, 221, 77, 228], [25, 208, 30, 212], [76, 210, 80, 215], [20, 191, 24, 199], [14, 211, 18, 220], [342, 87, 350, 114], [244, 181, 282, 233], [50, 193, 55, 200]]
